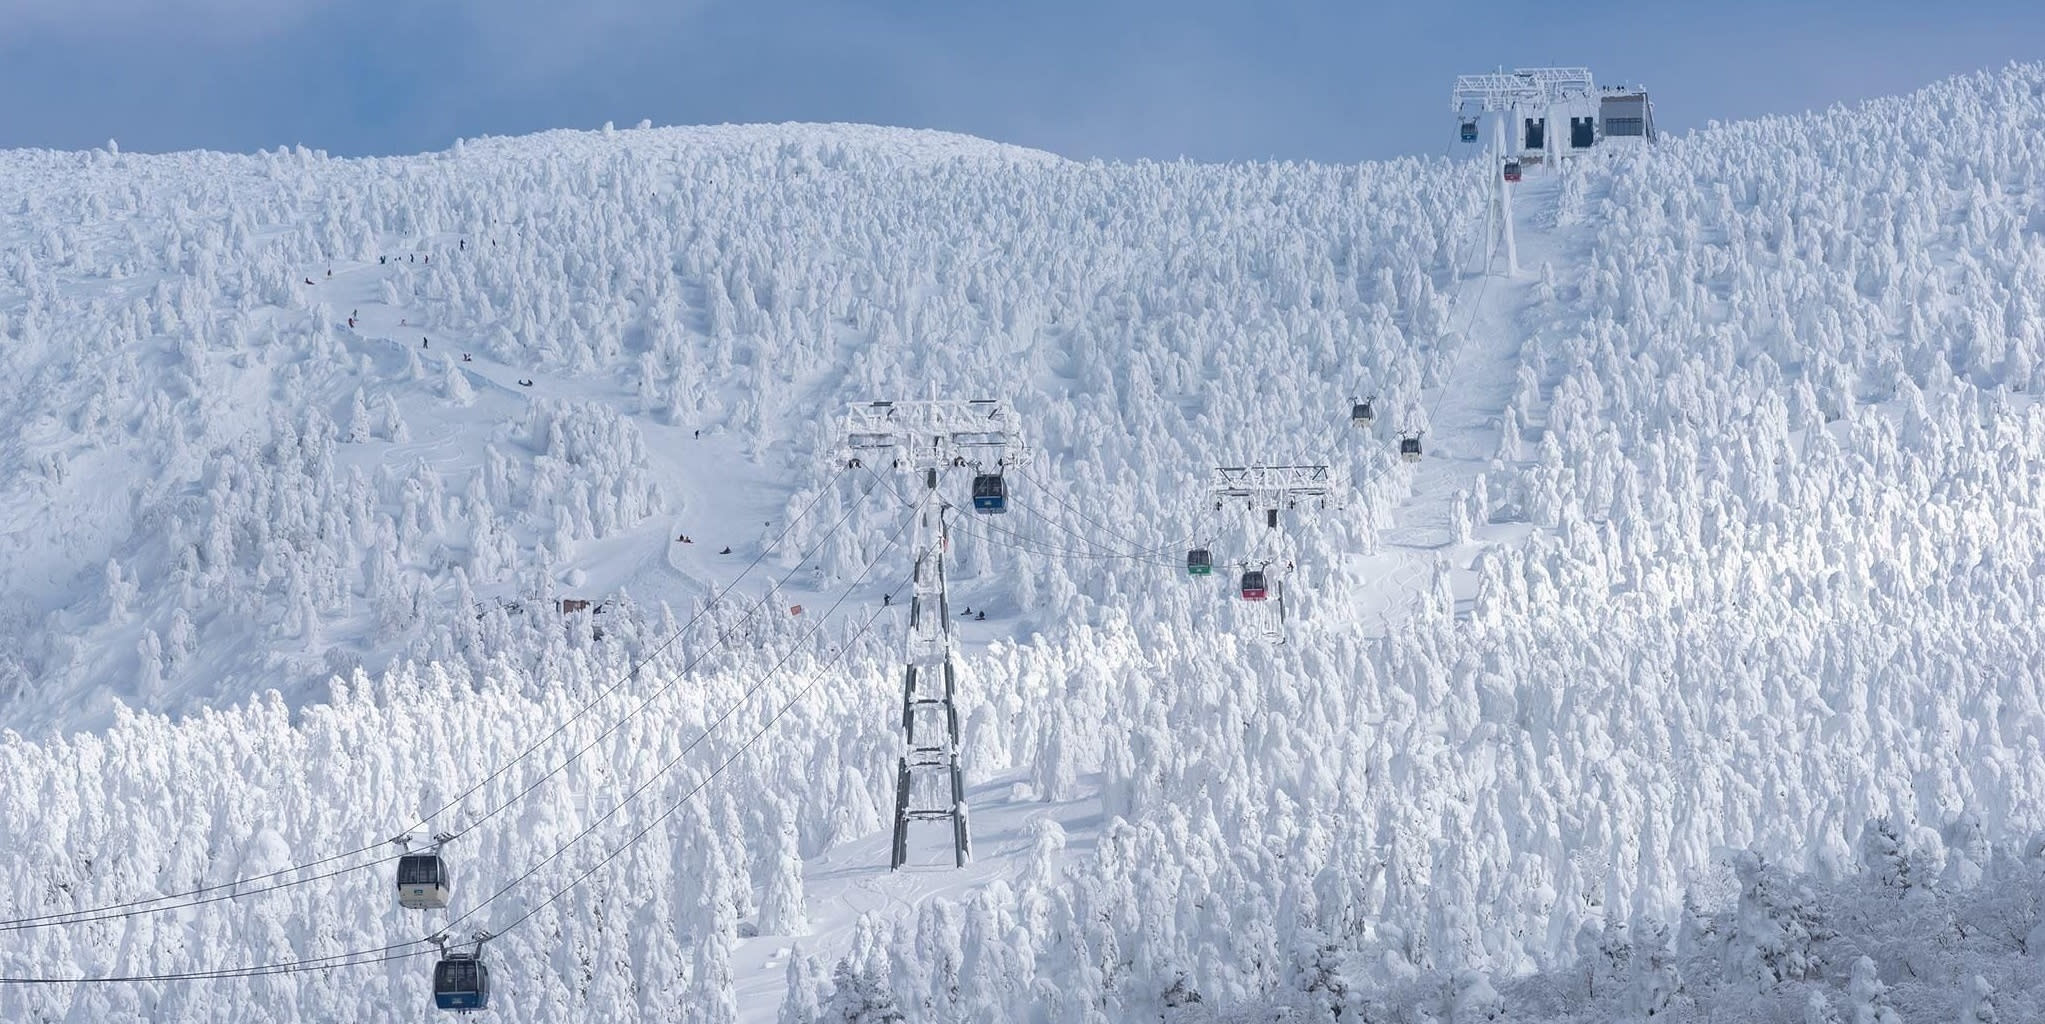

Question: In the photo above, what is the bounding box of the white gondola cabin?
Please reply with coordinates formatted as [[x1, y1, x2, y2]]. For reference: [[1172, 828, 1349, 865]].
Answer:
[[397, 854, 451, 910]]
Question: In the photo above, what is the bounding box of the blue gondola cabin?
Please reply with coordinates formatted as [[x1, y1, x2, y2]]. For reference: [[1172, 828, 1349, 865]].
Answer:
[[434, 954, 490, 1012], [971, 474, 1007, 514]]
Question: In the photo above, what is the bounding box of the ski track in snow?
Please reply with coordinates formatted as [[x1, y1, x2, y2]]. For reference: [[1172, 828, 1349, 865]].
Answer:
[[731, 774, 1102, 1019], [1342, 174, 1558, 638]]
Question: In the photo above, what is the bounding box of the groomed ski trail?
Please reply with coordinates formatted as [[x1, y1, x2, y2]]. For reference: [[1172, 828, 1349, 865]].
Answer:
[[1354, 170, 1570, 631]]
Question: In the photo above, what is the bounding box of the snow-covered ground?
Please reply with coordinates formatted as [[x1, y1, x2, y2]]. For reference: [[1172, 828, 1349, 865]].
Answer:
[[4, 66, 2045, 1021]]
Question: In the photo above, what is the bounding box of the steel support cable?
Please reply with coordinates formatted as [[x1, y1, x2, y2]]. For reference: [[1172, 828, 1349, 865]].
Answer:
[[1015, 497, 1185, 566], [0, 850, 425, 937], [1421, 179, 1494, 431], [853, 420, 1181, 562], [0, 938, 435, 985], [481, 563, 920, 945], [996, 486, 1157, 563], [0, 465, 860, 934], [0, 482, 861, 933], [955, 517, 1177, 565], [0, 489, 919, 985], [0, 940, 435, 981], [960, 523, 1156, 565], [440, 469, 892, 846], [967, 493, 1139, 555], [1006, 496, 1172, 564], [860, 458, 1179, 565], [1011, 495, 1183, 563], [853, 460, 911, 507], [1340, 191, 1489, 508], [960, 506, 1184, 568], [434, 492, 926, 941], [1427, 269, 1493, 430], [1009, 463, 1164, 559]]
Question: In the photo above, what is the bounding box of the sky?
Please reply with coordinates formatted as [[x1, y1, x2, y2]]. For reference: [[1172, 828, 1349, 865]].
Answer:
[[1, 0, 2042, 164]]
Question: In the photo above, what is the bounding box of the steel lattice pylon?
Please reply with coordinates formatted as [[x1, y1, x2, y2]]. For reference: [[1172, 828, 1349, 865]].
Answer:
[[839, 399, 1027, 869], [1451, 66, 1596, 279], [1450, 67, 1595, 116], [1210, 465, 1341, 645], [1212, 464, 1337, 502], [893, 487, 965, 867]]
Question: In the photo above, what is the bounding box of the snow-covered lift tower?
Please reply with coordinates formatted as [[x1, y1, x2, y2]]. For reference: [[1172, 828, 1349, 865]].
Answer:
[[1451, 66, 1598, 277], [1211, 465, 1340, 643], [841, 398, 1028, 870], [1452, 71, 1543, 277], [1512, 67, 1597, 165], [1212, 465, 1339, 507]]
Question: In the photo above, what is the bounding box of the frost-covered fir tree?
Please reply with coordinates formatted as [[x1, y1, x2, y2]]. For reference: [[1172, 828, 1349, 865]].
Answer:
[[1860, 818, 1912, 889], [1726, 851, 1825, 988], [779, 948, 829, 1024], [757, 802, 808, 936], [1846, 955, 1900, 1024], [346, 386, 371, 443], [1959, 974, 2000, 1024], [1623, 915, 1680, 1021], [820, 958, 904, 1024]]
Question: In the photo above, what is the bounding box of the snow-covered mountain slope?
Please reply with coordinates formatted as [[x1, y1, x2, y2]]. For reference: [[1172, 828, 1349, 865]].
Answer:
[[0, 118, 1463, 731], [4, 65, 2045, 1021]]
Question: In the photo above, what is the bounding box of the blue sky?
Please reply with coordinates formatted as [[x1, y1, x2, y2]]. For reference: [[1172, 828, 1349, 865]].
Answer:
[[2, 0, 2040, 162]]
